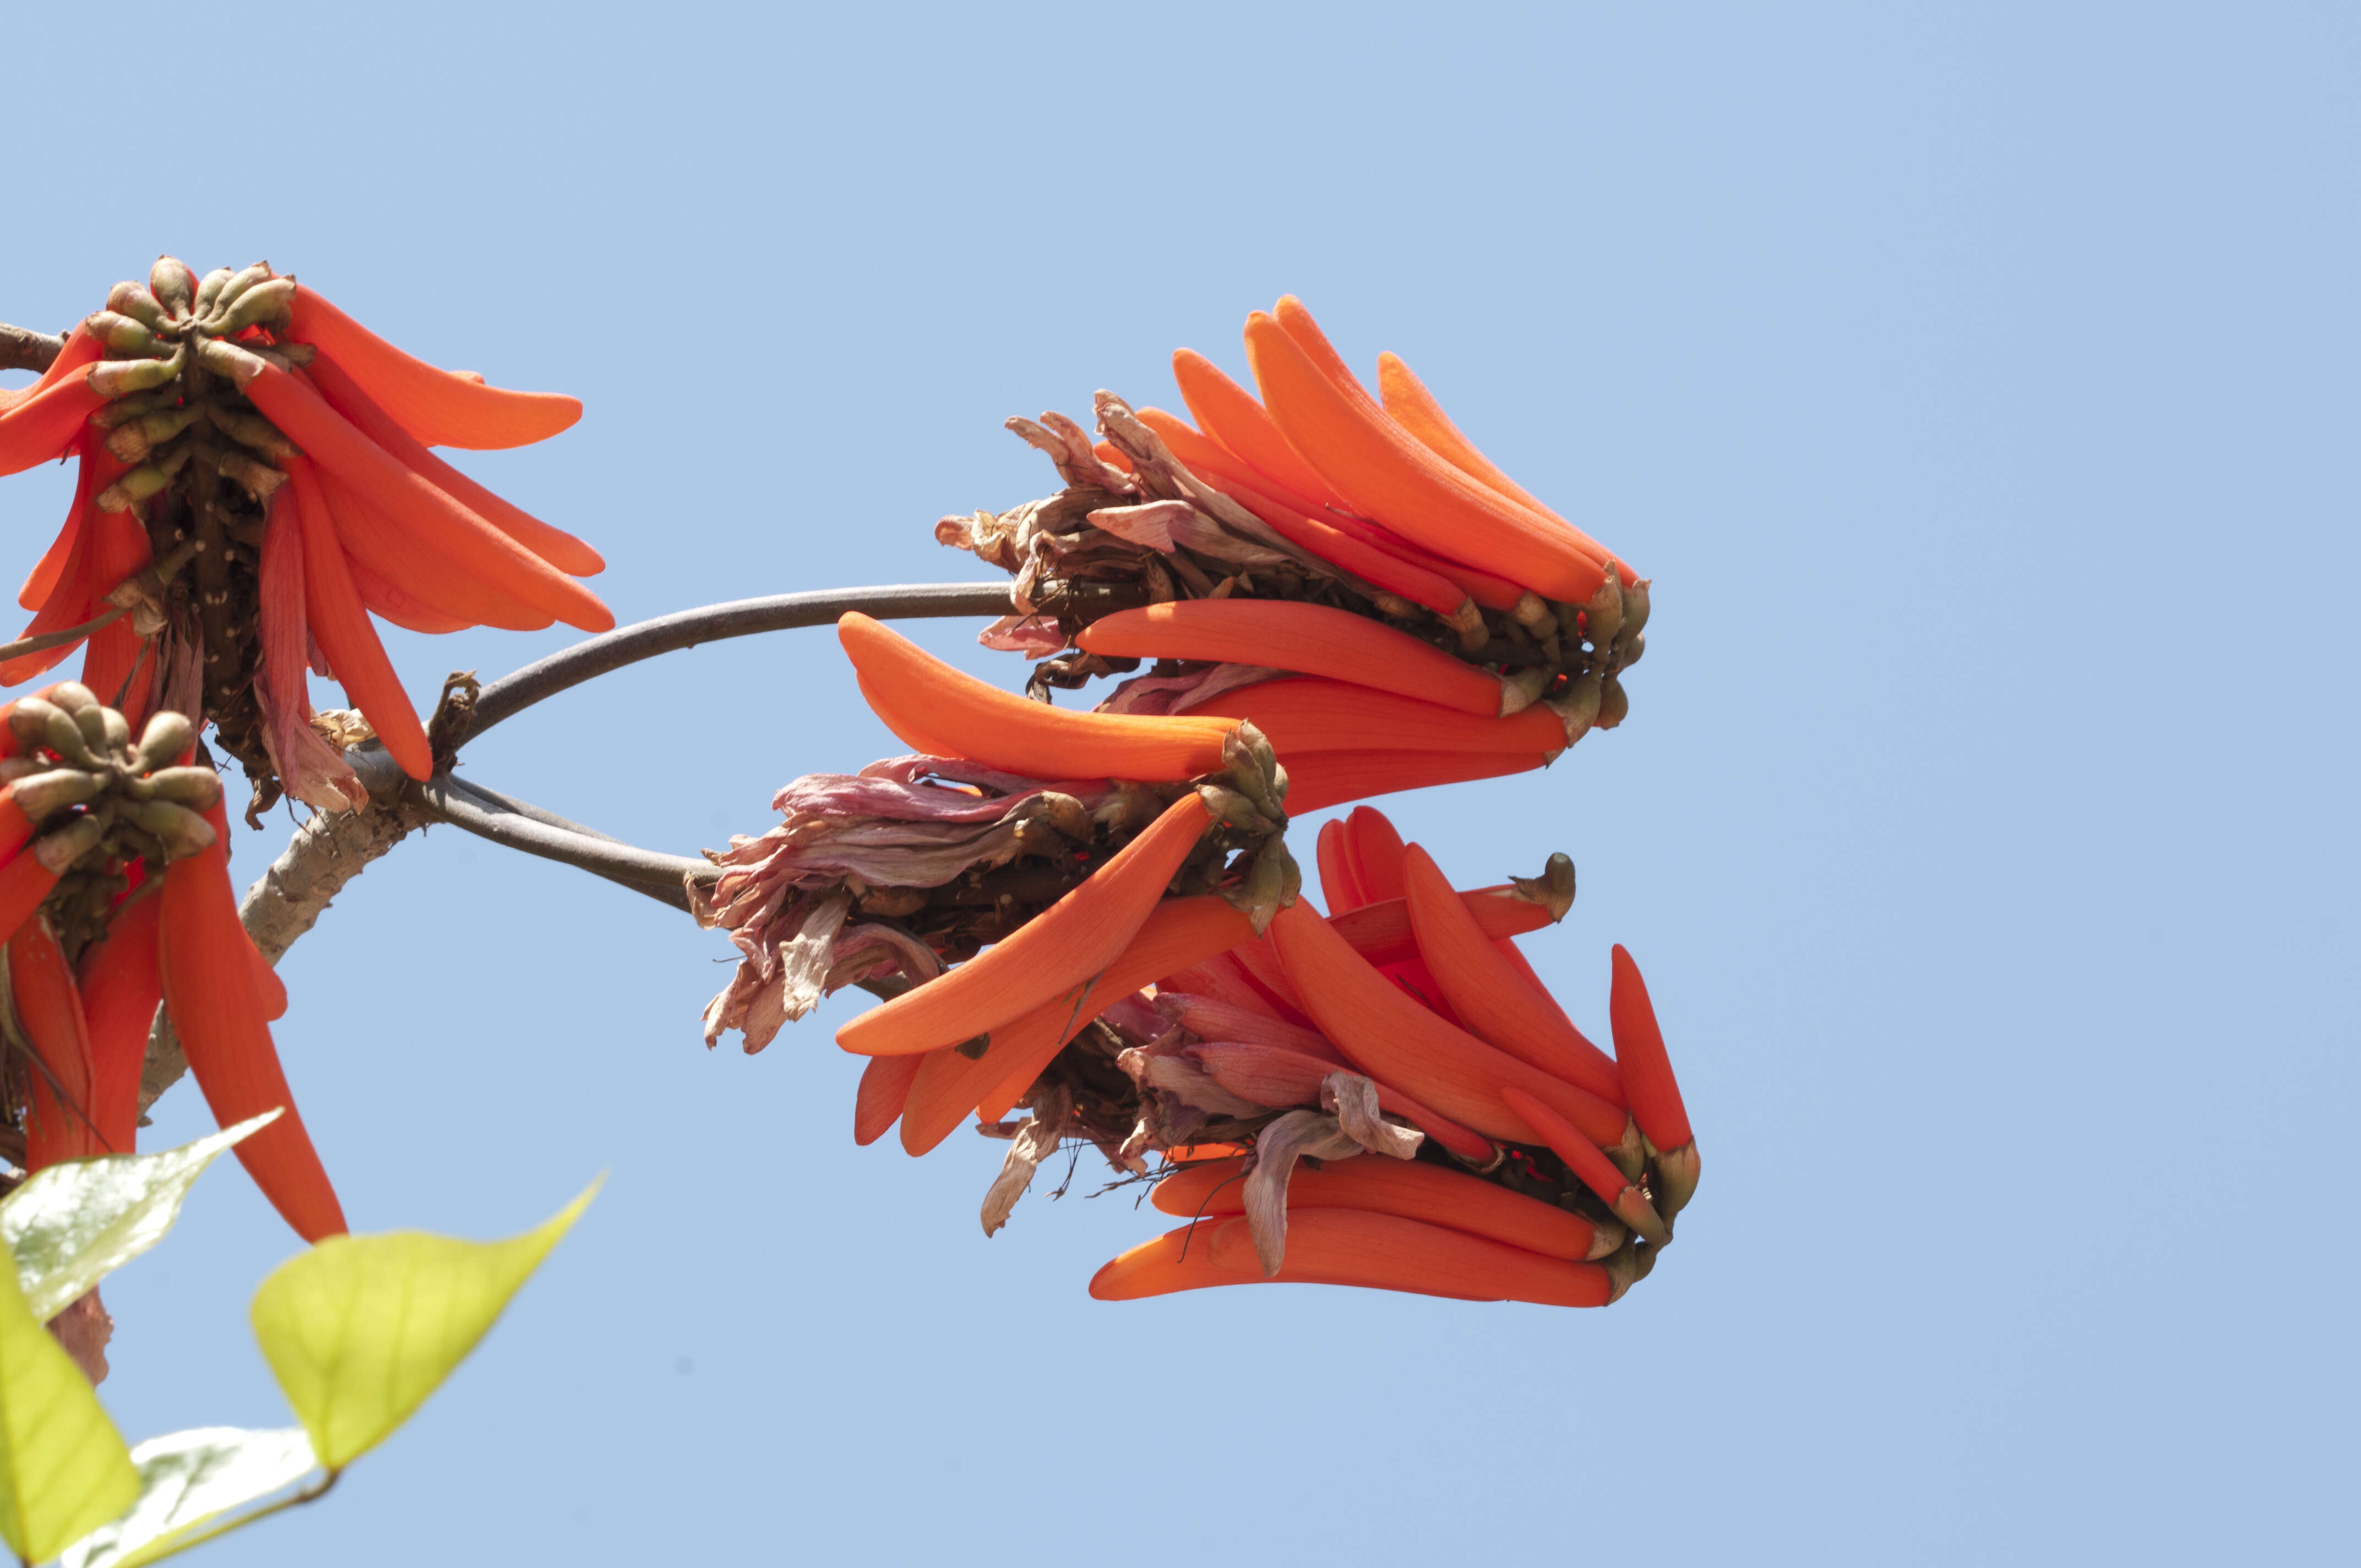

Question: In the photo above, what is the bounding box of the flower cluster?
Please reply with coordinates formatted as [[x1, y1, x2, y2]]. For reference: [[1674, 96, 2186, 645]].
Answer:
[[834, 805, 1695, 1306], [938, 297, 1649, 809], [0, 258, 607, 816], [0, 684, 342, 1239]]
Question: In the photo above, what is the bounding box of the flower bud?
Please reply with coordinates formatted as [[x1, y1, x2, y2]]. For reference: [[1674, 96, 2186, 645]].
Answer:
[[42, 710, 100, 769], [149, 257, 197, 319], [8, 699, 64, 750], [136, 711, 194, 769], [31, 815, 106, 874], [192, 267, 236, 318], [45, 684, 97, 715], [214, 275, 295, 335], [9, 768, 104, 818], [122, 799, 216, 859], [1596, 677, 1629, 731], [72, 704, 110, 755], [106, 282, 171, 334], [86, 351, 185, 399], [1581, 573, 1624, 650], [204, 262, 275, 326], [84, 311, 164, 357]]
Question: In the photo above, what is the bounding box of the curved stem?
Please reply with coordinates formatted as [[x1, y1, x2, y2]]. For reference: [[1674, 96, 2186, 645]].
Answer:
[[464, 581, 1014, 742], [417, 776, 715, 901]]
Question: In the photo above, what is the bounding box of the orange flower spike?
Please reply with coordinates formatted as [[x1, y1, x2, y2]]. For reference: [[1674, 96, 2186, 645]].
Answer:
[[1152, 1153, 1620, 1262], [304, 352, 606, 578], [1243, 307, 1607, 605], [1315, 819, 1365, 914], [1283, 750, 1547, 816], [1077, 601, 1514, 718], [911, 895, 1255, 1149], [10, 918, 106, 1168], [1330, 883, 1558, 967], [1187, 679, 1569, 758], [1500, 1085, 1670, 1248], [75, 893, 162, 1155], [1267, 902, 1627, 1150], [1087, 1224, 1260, 1300], [838, 793, 1214, 1059], [284, 284, 584, 451], [854, 1050, 927, 1147], [287, 459, 433, 781], [1611, 943, 1700, 1217], [837, 613, 1236, 782], [159, 799, 347, 1241], [1402, 843, 1624, 1106], [1375, 350, 1568, 528], [1220, 482, 1478, 624], [1171, 347, 1355, 512], [226, 352, 611, 632]]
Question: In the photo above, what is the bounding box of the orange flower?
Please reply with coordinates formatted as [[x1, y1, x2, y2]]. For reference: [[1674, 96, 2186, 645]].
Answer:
[[1, 259, 607, 809], [942, 296, 1649, 817], [0, 685, 343, 1240], [1081, 807, 1696, 1309]]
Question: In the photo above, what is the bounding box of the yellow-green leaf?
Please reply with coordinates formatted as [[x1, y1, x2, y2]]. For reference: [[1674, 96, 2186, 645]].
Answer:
[[3, 1113, 282, 1324], [0, 1247, 137, 1564], [249, 1179, 600, 1472], [60, 1426, 317, 1568]]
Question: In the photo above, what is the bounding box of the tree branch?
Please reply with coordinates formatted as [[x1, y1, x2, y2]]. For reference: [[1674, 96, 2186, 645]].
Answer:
[[463, 581, 1014, 741], [0, 323, 64, 377], [137, 582, 1018, 1110]]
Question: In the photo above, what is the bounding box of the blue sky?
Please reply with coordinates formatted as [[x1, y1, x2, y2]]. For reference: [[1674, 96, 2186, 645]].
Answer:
[[3, 4, 2354, 1562]]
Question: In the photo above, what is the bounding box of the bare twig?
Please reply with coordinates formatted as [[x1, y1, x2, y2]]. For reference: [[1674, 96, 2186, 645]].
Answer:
[[0, 605, 124, 665], [141, 749, 428, 1112], [464, 581, 1014, 741], [0, 322, 64, 377], [137, 583, 1018, 1109]]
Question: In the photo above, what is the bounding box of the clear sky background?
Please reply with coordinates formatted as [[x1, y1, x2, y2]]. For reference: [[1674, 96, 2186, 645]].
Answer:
[[3, 3, 2354, 1563]]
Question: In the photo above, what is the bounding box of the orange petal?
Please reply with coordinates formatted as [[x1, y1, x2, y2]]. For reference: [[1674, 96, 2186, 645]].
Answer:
[[839, 613, 1233, 782], [1152, 1153, 1613, 1260], [1403, 842, 1623, 1106], [837, 793, 1211, 1058], [1078, 600, 1504, 717]]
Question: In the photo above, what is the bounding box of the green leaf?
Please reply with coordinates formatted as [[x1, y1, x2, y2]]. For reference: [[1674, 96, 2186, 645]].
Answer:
[[2, 1112, 283, 1323], [0, 1246, 137, 1565], [249, 1178, 600, 1472], [59, 1427, 317, 1568]]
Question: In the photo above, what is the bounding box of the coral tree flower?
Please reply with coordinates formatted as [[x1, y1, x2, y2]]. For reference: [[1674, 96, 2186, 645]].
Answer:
[[0, 684, 342, 1242], [0, 258, 607, 809], [1069, 807, 1699, 1309], [937, 297, 1650, 815]]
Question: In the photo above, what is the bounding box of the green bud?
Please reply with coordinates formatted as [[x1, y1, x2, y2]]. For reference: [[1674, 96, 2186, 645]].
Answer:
[[10, 768, 105, 819], [122, 798, 216, 859], [105, 282, 171, 334], [86, 350, 185, 399], [192, 267, 236, 317], [1596, 676, 1629, 731], [84, 310, 164, 357], [203, 402, 294, 459], [150, 257, 197, 319], [136, 711, 194, 768], [72, 704, 108, 753], [100, 706, 130, 756], [43, 710, 99, 769], [8, 698, 65, 750], [140, 765, 224, 809], [192, 336, 265, 388], [45, 683, 97, 714], [31, 815, 106, 874], [212, 275, 295, 335], [205, 262, 274, 321], [1582, 573, 1624, 651]]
